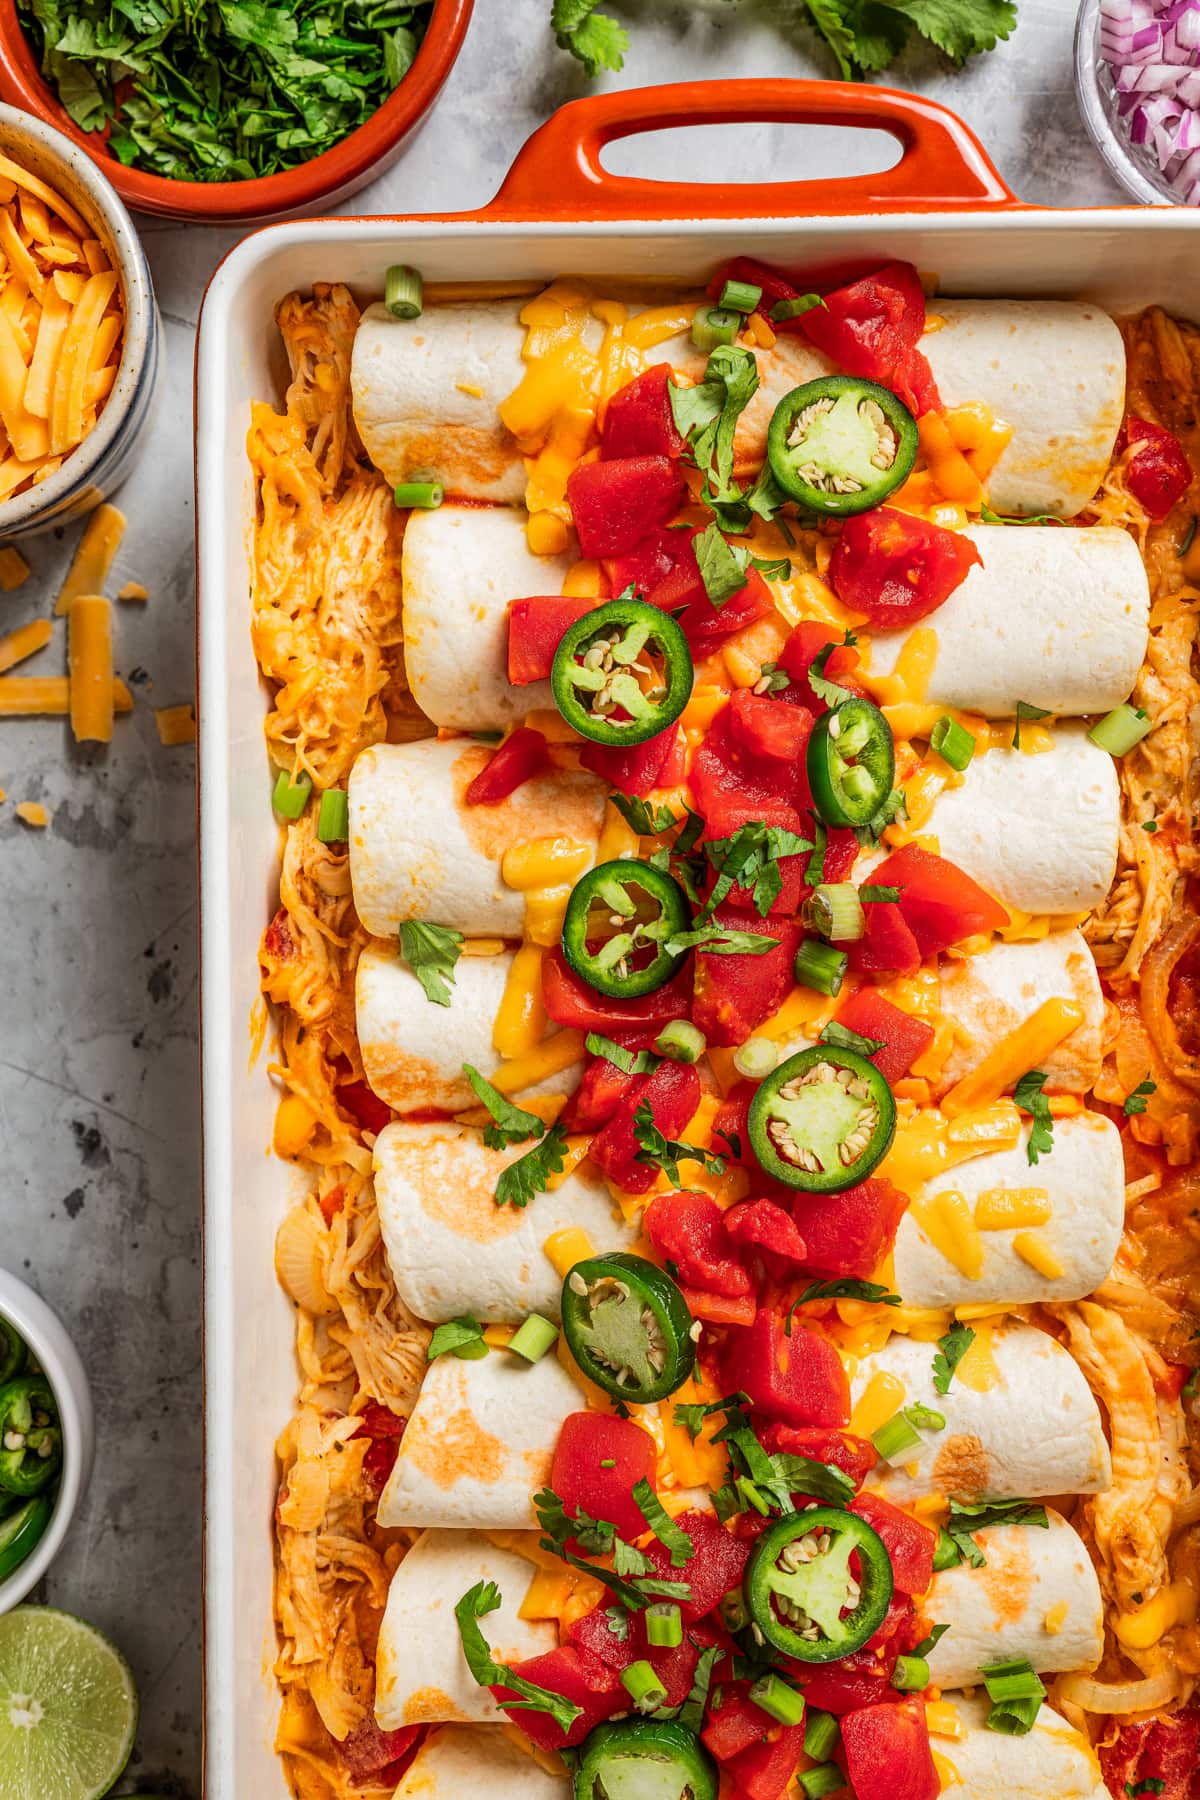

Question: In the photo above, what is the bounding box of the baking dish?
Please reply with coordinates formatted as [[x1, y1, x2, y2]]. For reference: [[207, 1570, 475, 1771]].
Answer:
[[195, 77, 1200, 1798]]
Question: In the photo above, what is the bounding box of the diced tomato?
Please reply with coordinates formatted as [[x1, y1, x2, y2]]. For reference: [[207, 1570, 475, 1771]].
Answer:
[[604, 527, 678, 600], [835, 989, 935, 1084], [645, 1190, 752, 1297], [871, 842, 1009, 956], [851, 1492, 936, 1596], [337, 1079, 394, 1138], [827, 508, 981, 631], [319, 1183, 346, 1225], [702, 1683, 767, 1761], [865, 1592, 919, 1656], [601, 364, 687, 461], [712, 1083, 757, 1166], [800, 261, 939, 419], [542, 946, 692, 1032], [724, 1198, 807, 1264], [1099, 1707, 1200, 1800], [648, 548, 708, 615], [588, 1058, 702, 1194], [691, 700, 808, 837], [507, 596, 597, 685], [560, 1053, 638, 1134], [551, 1411, 658, 1542], [495, 1646, 623, 1748], [706, 256, 801, 316], [727, 686, 815, 768], [693, 908, 802, 1049], [794, 1178, 910, 1282], [580, 725, 681, 796], [723, 1310, 850, 1428], [678, 566, 776, 652], [840, 1698, 939, 1800], [1121, 417, 1192, 521], [640, 1509, 750, 1622], [567, 456, 686, 559], [658, 725, 689, 788], [339, 1718, 421, 1780], [465, 727, 548, 804], [778, 620, 864, 714], [850, 901, 922, 978], [355, 1400, 406, 1495], [760, 1424, 876, 1489], [682, 1286, 757, 1325], [794, 1653, 903, 1716], [725, 1723, 806, 1800], [568, 1608, 710, 1705], [568, 1604, 638, 1674]]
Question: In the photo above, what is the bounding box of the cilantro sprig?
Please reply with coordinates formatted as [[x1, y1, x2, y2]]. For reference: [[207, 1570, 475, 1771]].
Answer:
[[633, 1101, 731, 1186], [495, 1123, 568, 1209], [942, 1498, 1049, 1570], [463, 1064, 546, 1150], [455, 1581, 582, 1738], [932, 1321, 975, 1396], [1013, 1070, 1054, 1164], [399, 920, 463, 1007]]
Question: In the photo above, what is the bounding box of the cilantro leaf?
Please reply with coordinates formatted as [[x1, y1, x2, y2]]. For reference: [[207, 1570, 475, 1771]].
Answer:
[[399, 920, 463, 1007], [585, 1032, 659, 1076], [694, 520, 750, 608], [463, 1064, 546, 1149], [609, 794, 684, 837], [495, 1123, 568, 1209], [807, 638, 856, 709], [912, 1621, 952, 1658], [1124, 1077, 1156, 1117], [669, 378, 724, 442], [945, 1497, 1049, 1570], [534, 1486, 616, 1558], [980, 504, 1060, 526], [751, 556, 791, 581], [1127, 1779, 1167, 1796], [427, 1315, 486, 1361], [1013, 1070, 1054, 1164], [702, 822, 813, 919], [455, 1581, 583, 1737], [632, 1477, 695, 1567], [785, 1279, 901, 1331], [932, 1321, 975, 1396], [663, 925, 779, 956], [819, 1020, 884, 1057], [1012, 699, 1051, 749], [882, 0, 1017, 64], [806, 822, 828, 886], [634, 1102, 729, 1186], [858, 885, 901, 903], [677, 1643, 722, 1733], [551, 0, 628, 73], [603, 1604, 630, 1642]]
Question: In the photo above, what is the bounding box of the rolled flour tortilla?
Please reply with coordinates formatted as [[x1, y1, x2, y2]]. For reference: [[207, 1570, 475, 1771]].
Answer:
[[393, 1725, 568, 1800], [374, 1120, 638, 1322], [927, 724, 1120, 916], [375, 1529, 554, 1728], [377, 1344, 578, 1530], [402, 504, 575, 730], [356, 945, 579, 1115], [848, 1323, 1111, 1503], [934, 1696, 1109, 1800], [924, 1510, 1104, 1688], [353, 295, 1123, 517], [868, 525, 1149, 718], [348, 736, 604, 939], [935, 930, 1104, 1097], [893, 1111, 1124, 1310]]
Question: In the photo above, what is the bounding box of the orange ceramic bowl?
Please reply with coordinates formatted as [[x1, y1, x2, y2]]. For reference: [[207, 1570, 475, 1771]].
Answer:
[[0, 0, 473, 225]]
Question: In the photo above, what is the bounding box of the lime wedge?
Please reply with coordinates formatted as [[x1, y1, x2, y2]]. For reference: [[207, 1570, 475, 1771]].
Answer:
[[0, 1608, 137, 1800]]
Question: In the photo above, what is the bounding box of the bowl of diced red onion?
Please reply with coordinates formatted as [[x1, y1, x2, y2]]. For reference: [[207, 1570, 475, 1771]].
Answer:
[[1076, 0, 1200, 203]]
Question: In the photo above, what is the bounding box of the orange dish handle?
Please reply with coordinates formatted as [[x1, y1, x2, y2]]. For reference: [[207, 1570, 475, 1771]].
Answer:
[[487, 78, 1017, 220]]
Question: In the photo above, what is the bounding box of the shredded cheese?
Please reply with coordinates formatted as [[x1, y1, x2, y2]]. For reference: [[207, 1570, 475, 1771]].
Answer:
[[940, 998, 1085, 1114], [1011, 1231, 1065, 1279], [973, 1187, 1052, 1230], [910, 1189, 985, 1279], [0, 545, 29, 590], [67, 593, 113, 743], [0, 674, 131, 715], [0, 617, 50, 672], [14, 800, 48, 827], [543, 1227, 595, 1278], [56, 502, 125, 615], [493, 942, 548, 1061], [118, 581, 147, 603], [154, 704, 196, 746]]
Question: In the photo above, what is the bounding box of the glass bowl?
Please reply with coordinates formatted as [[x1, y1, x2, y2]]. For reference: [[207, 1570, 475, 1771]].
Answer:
[[1075, 0, 1182, 204]]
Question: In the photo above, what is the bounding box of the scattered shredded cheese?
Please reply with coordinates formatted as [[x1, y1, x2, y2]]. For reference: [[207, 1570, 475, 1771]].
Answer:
[[154, 703, 196, 746], [0, 617, 50, 672], [55, 502, 125, 615], [0, 545, 29, 590], [15, 800, 48, 827], [67, 593, 113, 743]]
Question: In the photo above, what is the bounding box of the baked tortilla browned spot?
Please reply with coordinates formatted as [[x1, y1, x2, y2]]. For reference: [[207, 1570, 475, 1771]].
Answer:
[[402, 1403, 509, 1490], [451, 743, 604, 862], [933, 1433, 992, 1499], [979, 1529, 1034, 1624]]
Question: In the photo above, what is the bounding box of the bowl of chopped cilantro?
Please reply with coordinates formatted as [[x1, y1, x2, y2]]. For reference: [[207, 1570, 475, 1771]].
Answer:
[[0, 0, 472, 222]]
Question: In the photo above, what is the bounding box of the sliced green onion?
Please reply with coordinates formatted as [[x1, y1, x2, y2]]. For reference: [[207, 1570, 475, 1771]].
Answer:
[[733, 1035, 779, 1080], [385, 263, 423, 319], [749, 1672, 805, 1726], [933, 1527, 961, 1571], [1088, 702, 1153, 756], [691, 305, 739, 351], [621, 1660, 667, 1713], [645, 1603, 683, 1648], [986, 1695, 1042, 1736], [871, 1410, 923, 1463], [800, 1766, 845, 1799], [904, 1401, 946, 1433], [804, 1709, 840, 1762], [719, 278, 763, 315], [507, 1314, 558, 1364], [794, 936, 848, 997], [272, 769, 312, 819], [803, 882, 865, 943], [770, 294, 824, 322], [317, 789, 349, 843], [394, 480, 443, 510], [981, 1656, 1045, 1704], [655, 1020, 707, 1064], [930, 714, 976, 773], [736, 1475, 770, 1515], [891, 1654, 931, 1692]]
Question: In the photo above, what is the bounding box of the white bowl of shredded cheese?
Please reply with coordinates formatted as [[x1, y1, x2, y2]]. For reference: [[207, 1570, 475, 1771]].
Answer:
[[0, 104, 159, 538]]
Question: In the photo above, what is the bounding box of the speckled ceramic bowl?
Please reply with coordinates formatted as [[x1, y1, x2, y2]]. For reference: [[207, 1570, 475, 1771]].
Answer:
[[0, 1268, 94, 1615], [0, 104, 159, 538]]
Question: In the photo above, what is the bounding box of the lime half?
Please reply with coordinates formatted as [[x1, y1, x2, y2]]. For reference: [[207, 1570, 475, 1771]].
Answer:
[[0, 1608, 137, 1800]]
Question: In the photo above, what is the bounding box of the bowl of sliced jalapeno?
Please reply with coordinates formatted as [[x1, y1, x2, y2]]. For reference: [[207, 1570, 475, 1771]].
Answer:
[[0, 1269, 94, 1613]]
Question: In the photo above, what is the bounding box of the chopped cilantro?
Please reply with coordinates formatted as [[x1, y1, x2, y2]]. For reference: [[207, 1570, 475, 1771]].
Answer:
[[1013, 1069, 1054, 1164], [463, 1064, 546, 1149], [932, 1321, 975, 1396], [494, 1123, 568, 1209]]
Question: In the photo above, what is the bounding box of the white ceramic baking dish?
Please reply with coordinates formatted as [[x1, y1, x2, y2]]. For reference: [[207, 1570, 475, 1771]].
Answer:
[[195, 76, 1200, 1798]]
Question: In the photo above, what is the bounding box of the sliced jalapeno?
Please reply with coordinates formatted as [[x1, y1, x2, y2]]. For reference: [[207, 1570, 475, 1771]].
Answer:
[[748, 1046, 895, 1193], [0, 1376, 62, 1497], [0, 1493, 53, 1581], [807, 698, 895, 830], [562, 860, 690, 999], [575, 1718, 718, 1800], [0, 1318, 25, 1386], [562, 1253, 694, 1404], [551, 596, 693, 747], [745, 1507, 894, 1663], [767, 376, 918, 517]]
